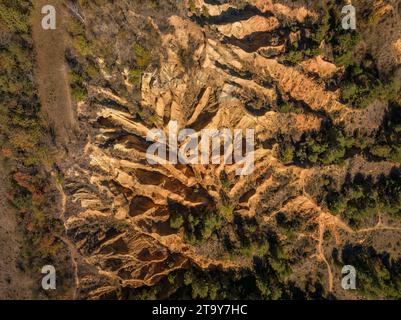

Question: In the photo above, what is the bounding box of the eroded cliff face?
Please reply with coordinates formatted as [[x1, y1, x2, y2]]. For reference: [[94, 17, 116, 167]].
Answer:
[[58, 0, 401, 299]]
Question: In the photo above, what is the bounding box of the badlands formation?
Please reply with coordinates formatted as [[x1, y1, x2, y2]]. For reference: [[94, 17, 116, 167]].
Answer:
[[35, 0, 401, 299]]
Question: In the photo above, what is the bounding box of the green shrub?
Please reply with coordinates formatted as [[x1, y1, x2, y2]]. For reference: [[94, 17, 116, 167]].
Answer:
[[342, 245, 401, 299], [279, 144, 294, 164], [325, 170, 401, 226], [133, 42, 151, 68], [170, 214, 184, 229], [368, 102, 401, 163], [0, 3, 30, 33]]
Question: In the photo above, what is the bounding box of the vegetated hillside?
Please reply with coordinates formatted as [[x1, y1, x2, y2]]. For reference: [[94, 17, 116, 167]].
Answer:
[[5, 0, 400, 299], [0, 0, 75, 299]]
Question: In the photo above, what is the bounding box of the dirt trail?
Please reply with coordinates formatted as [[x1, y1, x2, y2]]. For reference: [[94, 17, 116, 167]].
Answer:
[[54, 176, 79, 299], [31, 1, 79, 298], [289, 175, 401, 294], [31, 0, 76, 147]]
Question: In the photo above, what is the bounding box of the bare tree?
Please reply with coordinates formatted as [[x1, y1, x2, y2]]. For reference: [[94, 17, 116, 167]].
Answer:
[[66, 0, 86, 24]]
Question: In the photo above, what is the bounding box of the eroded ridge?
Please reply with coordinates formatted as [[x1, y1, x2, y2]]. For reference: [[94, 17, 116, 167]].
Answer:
[[58, 0, 401, 299]]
